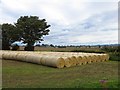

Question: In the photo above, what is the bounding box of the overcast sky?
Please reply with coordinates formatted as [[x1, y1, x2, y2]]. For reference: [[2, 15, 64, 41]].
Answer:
[[0, 0, 118, 45]]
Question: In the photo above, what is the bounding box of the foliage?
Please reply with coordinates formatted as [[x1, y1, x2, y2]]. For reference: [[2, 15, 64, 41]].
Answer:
[[70, 49, 105, 53], [109, 53, 120, 61], [15, 16, 50, 51], [1, 16, 50, 51], [101, 46, 120, 61], [69, 46, 120, 61], [2, 23, 19, 50]]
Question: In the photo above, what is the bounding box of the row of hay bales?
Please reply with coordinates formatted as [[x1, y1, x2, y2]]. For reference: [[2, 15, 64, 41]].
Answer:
[[1, 51, 109, 68]]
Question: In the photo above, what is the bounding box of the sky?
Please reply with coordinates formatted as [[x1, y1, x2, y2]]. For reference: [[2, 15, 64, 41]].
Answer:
[[0, 0, 119, 45]]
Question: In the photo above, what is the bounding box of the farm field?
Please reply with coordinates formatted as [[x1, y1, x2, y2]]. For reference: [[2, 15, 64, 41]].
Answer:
[[2, 59, 119, 88], [19, 46, 103, 52]]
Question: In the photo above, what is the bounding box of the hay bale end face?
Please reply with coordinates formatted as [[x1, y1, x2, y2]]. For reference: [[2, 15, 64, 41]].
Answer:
[[64, 57, 71, 67]]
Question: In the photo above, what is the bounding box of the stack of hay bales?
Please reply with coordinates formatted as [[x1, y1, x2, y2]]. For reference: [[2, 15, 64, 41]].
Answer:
[[1, 50, 109, 68]]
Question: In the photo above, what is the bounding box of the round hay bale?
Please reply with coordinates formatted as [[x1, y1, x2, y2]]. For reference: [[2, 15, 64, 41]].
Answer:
[[40, 56, 46, 65], [76, 56, 84, 63], [66, 57, 74, 67], [34, 56, 43, 64], [2, 53, 11, 60], [11, 53, 18, 60], [64, 57, 71, 67], [105, 54, 109, 61], [8, 53, 19, 60], [75, 56, 81, 65], [87, 55, 93, 63], [82, 56, 88, 65], [84, 55, 92, 64], [26, 54, 42, 64], [76, 57, 81, 65], [100, 54, 106, 62], [95, 55, 100, 62], [1, 53, 5, 59], [76, 55, 87, 65], [91, 55, 98, 62], [82, 61, 87, 65], [16, 53, 27, 61], [42, 56, 65, 68], [70, 56, 77, 66], [96, 55, 102, 62], [66, 57, 73, 67], [103, 54, 109, 61], [78, 62, 82, 65]]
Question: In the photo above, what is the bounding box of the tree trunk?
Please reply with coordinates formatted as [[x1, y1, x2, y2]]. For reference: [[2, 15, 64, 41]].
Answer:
[[24, 46, 34, 51], [24, 43, 34, 51]]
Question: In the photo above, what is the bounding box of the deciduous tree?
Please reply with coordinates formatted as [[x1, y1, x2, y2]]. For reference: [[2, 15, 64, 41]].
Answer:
[[15, 16, 50, 51]]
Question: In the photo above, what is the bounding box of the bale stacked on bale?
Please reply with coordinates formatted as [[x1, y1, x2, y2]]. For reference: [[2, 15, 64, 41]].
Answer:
[[1, 50, 109, 68], [76, 55, 87, 65], [61, 56, 72, 67], [16, 53, 27, 61], [85, 55, 92, 64], [25, 54, 42, 64], [41, 56, 65, 68], [70, 56, 77, 66]]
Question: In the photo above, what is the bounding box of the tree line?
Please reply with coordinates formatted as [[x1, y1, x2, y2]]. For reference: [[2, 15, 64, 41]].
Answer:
[[1, 16, 50, 51]]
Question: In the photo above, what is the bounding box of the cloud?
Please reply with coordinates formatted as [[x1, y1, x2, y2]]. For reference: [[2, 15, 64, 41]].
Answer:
[[0, 0, 118, 45], [43, 9, 118, 45]]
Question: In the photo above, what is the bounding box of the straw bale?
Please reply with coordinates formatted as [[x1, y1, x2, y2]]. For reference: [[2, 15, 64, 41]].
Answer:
[[42, 56, 65, 68]]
